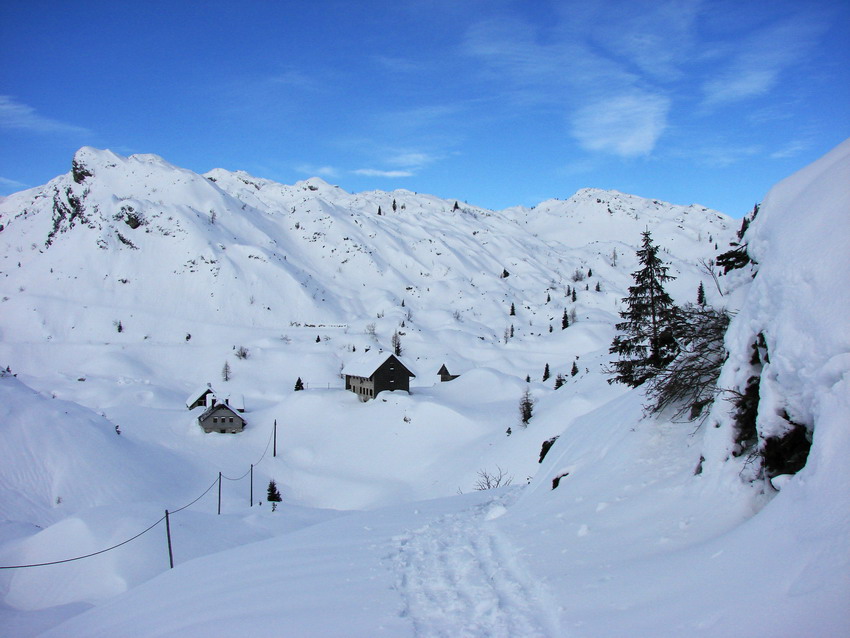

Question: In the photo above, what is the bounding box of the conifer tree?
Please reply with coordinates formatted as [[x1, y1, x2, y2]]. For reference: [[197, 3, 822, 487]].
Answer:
[[608, 230, 678, 387], [294, 377, 304, 391], [562, 309, 569, 330], [267, 480, 282, 511], [519, 388, 534, 426], [571, 361, 579, 377], [696, 281, 706, 306], [222, 361, 231, 382], [510, 302, 516, 316], [392, 330, 402, 357], [554, 373, 565, 389], [542, 363, 550, 381]]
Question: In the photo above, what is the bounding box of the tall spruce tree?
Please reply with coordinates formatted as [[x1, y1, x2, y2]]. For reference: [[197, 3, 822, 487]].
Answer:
[[609, 230, 678, 387]]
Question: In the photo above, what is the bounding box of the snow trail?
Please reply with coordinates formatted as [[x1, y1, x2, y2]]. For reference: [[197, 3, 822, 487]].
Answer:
[[389, 494, 562, 638]]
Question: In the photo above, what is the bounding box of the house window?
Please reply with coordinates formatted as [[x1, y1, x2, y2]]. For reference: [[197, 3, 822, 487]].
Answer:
[[212, 417, 218, 424], [220, 429, 226, 434], [229, 417, 234, 423]]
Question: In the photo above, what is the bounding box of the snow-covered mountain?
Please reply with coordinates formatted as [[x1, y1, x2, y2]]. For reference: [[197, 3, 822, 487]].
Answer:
[[1, 142, 847, 637]]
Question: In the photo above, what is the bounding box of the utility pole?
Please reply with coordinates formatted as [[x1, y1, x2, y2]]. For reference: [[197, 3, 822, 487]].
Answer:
[[250, 464, 253, 506], [164, 510, 174, 569], [273, 419, 277, 457], [217, 472, 222, 515]]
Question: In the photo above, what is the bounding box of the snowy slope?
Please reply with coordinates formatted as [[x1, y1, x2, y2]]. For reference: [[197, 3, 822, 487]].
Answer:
[[1, 142, 847, 636]]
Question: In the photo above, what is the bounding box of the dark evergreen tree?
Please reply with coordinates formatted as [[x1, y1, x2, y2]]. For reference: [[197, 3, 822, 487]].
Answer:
[[377, 205, 382, 216], [392, 330, 402, 357], [509, 302, 516, 316], [294, 377, 304, 391], [587, 268, 593, 277], [554, 373, 565, 389], [571, 288, 577, 302], [608, 230, 678, 387], [595, 281, 601, 292], [696, 281, 706, 306], [562, 309, 569, 330], [542, 363, 550, 381], [392, 199, 397, 212], [316, 335, 321, 343], [519, 388, 534, 426], [267, 480, 282, 510], [525, 374, 531, 383], [546, 292, 551, 303], [571, 361, 579, 377], [222, 361, 231, 382]]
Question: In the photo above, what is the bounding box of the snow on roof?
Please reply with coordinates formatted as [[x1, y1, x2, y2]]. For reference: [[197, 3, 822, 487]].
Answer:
[[186, 384, 215, 407], [219, 393, 245, 411], [198, 402, 242, 422], [341, 350, 415, 378]]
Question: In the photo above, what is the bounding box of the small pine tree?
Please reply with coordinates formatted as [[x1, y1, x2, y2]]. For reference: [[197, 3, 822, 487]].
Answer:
[[519, 389, 534, 426], [571, 361, 579, 377], [525, 374, 531, 383], [554, 373, 565, 389], [562, 309, 569, 330], [595, 281, 602, 292], [377, 205, 382, 216], [571, 288, 577, 302], [316, 335, 321, 343], [267, 480, 282, 511], [588, 268, 593, 277], [294, 377, 304, 391], [116, 320, 123, 333], [510, 324, 514, 338], [696, 281, 706, 306], [546, 292, 551, 303], [392, 199, 397, 212], [542, 363, 550, 381], [608, 230, 678, 387], [222, 361, 231, 382], [392, 330, 402, 357]]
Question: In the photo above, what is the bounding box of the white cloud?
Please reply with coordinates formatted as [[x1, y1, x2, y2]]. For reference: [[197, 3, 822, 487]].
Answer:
[[571, 92, 670, 157], [0, 95, 90, 135], [701, 17, 826, 107], [769, 140, 808, 160], [0, 176, 28, 190], [295, 164, 339, 178], [353, 168, 414, 178], [387, 152, 438, 169]]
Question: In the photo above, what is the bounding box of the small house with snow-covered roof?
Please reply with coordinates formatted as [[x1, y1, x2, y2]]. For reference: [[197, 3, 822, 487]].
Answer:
[[186, 385, 216, 410], [342, 351, 415, 401], [198, 402, 246, 434]]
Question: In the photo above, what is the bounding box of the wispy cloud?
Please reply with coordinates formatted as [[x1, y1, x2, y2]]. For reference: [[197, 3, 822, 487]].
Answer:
[[701, 17, 826, 108], [769, 140, 808, 160], [462, 14, 672, 157], [0, 95, 90, 135], [295, 164, 339, 178], [0, 176, 29, 192], [571, 92, 670, 157], [353, 168, 414, 178]]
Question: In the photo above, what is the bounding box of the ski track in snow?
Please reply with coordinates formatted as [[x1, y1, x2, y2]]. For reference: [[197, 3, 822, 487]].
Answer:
[[389, 496, 562, 638]]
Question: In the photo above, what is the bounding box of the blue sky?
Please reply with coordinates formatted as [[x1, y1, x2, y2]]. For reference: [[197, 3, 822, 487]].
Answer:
[[1, 1, 848, 216]]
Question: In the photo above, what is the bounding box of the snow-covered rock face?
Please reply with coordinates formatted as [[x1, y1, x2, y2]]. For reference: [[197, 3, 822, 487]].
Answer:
[[0, 146, 733, 366]]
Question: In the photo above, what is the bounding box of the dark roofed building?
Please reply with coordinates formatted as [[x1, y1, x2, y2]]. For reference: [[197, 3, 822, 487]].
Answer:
[[342, 351, 415, 401], [437, 364, 460, 382]]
